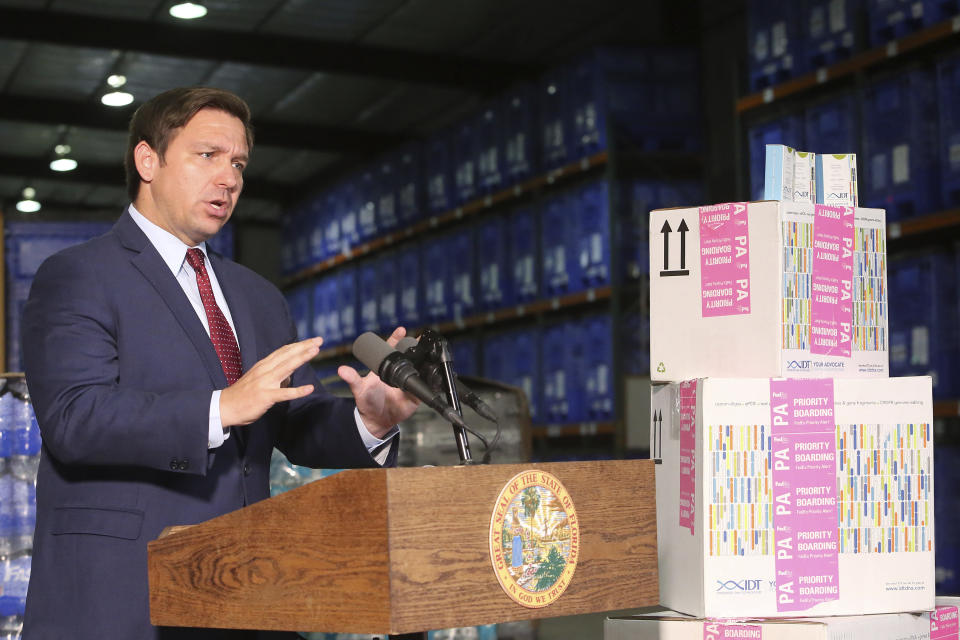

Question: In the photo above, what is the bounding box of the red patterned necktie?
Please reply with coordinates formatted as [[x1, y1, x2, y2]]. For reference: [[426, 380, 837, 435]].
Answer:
[[185, 248, 242, 385]]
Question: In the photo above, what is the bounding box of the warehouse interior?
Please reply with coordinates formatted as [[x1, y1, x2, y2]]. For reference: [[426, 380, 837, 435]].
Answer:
[[0, 0, 959, 638]]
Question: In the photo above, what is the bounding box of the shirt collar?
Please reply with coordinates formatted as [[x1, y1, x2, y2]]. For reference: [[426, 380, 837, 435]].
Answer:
[[127, 204, 208, 276]]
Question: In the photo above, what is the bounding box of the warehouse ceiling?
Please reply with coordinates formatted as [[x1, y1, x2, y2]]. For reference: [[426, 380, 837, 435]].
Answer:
[[0, 0, 697, 223]]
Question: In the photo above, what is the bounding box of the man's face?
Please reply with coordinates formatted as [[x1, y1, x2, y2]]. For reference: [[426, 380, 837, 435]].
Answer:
[[138, 108, 248, 246]]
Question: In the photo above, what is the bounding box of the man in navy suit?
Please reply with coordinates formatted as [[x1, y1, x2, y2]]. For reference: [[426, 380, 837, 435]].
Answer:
[[20, 87, 418, 638]]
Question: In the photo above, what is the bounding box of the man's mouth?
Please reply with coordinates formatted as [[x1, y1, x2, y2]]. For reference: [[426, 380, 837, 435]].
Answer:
[[208, 198, 228, 212]]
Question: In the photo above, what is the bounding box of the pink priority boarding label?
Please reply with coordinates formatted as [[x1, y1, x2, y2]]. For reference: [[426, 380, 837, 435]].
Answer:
[[932, 606, 960, 640], [703, 621, 762, 640], [810, 205, 854, 357], [769, 378, 840, 612], [700, 203, 750, 317], [679, 380, 697, 535]]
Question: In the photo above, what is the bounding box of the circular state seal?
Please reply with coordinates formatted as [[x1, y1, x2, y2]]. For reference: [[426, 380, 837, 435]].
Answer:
[[489, 470, 579, 608]]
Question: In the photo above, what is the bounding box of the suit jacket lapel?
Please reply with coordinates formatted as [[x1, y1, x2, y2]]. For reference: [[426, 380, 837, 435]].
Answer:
[[114, 211, 228, 389]]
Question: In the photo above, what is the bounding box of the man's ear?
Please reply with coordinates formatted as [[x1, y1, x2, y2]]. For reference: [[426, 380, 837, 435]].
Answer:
[[133, 141, 157, 183]]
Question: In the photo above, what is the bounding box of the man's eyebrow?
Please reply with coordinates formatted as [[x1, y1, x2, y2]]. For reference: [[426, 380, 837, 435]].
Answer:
[[192, 142, 249, 163]]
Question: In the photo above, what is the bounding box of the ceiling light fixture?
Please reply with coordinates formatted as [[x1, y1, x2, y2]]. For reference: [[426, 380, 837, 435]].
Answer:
[[102, 90, 134, 107], [50, 144, 78, 172], [107, 74, 127, 88], [16, 187, 40, 213], [169, 2, 207, 19]]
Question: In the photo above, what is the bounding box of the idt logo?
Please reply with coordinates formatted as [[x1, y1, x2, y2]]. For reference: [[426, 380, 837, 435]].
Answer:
[[786, 360, 810, 371], [716, 579, 763, 592]]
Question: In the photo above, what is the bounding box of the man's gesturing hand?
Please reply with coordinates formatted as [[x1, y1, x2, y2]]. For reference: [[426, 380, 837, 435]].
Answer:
[[219, 337, 322, 428]]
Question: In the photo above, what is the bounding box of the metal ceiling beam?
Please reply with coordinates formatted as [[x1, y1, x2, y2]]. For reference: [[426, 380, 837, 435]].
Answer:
[[0, 7, 527, 90], [0, 154, 289, 202], [0, 95, 403, 153]]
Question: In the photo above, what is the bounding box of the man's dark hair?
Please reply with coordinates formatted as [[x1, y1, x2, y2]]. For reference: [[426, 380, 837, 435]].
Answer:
[[124, 87, 254, 201]]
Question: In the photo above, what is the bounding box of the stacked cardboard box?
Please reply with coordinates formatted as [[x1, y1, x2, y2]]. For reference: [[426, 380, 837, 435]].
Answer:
[[640, 200, 936, 629]]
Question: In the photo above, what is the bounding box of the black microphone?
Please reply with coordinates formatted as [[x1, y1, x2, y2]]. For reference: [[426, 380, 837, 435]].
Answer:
[[352, 332, 470, 431], [396, 336, 498, 423]]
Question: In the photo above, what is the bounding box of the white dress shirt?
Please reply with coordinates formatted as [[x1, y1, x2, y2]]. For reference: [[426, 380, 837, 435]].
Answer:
[[128, 205, 396, 462]]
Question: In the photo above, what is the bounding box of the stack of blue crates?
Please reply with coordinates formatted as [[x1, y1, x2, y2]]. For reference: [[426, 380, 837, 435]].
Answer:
[[448, 226, 477, 322], [476, 101, 504, 195], [748, 0, 806, 90], [284, 285, 311, 342], [376, 252, 400, 333], [423, 236, 451, 323], [4, 221, 114, 371], [357, 261, 379, 335], [397, 243, 422, 328], [540, 190, 578, 297], [311, 276, 338, 345], [804, 0, 863, 69], [866, 0, 959, 45], [482, 328, 541, 422], [582, 313, 614, 422], [747, 115, 804, 201], [508, 208, 539, 304], [887, 251, 958, 398], [862, 69, 940, 220], [453, 120, 480, 206], [425, 131, 455, 215], [540, 320, 584, 424], [574, 180, 612, 290], [476, 213, 512, 311], [502, 84, 538, 186], [804, 92, 860, 155], [395, 144, 423, 227], [938, 51, 960, 209], [538, 65, 572, 171], [336, 267, 358, 347]]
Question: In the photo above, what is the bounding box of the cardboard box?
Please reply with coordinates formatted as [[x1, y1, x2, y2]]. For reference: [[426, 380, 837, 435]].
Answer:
[[649, 376, 934, 618], [816, 153, 858, 207], [649, 201, 887, 382], [604, 610, 944, 640], [765, 144, 797, 202]]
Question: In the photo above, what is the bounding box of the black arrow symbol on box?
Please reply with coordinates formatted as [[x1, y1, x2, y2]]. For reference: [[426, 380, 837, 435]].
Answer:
[[678, 218, 689, 270], [661, 220, 672, 271]]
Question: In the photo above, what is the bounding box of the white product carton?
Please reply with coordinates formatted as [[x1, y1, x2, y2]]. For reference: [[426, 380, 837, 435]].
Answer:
[[649, 201, 887, 383], [816, 153, 858, 206], [604, 610, 948, 640], [649, 376, 934, 619], [793, 151, 816, 204], [764, 144, 796, 201]]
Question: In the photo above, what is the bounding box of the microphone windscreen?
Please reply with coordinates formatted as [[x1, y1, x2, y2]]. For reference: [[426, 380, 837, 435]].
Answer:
[[352, 332, 396, 373], [396, 336, 418, 352]]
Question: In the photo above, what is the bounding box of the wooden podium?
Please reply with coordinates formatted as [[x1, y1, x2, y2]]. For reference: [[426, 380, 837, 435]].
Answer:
[[148, 460, 658, 635]]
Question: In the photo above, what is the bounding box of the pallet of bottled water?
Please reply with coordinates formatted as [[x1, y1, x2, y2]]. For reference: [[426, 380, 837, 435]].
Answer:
[[0, 376, 40, 640]]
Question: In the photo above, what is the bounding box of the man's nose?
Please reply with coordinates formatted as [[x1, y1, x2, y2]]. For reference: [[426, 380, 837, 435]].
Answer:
[[216, 161, 241, 190]]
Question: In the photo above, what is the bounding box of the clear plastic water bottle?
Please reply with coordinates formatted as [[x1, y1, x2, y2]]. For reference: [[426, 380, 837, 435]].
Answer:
[[0, 474, 13, 558], [0, 391, 13, 477], [10, 479, 34, 555], [9, 397, 40, 482], [0, 554, 29, 637]]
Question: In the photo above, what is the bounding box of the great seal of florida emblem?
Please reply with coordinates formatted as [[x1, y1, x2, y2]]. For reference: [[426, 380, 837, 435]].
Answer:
[[489, 470, 579, 608]]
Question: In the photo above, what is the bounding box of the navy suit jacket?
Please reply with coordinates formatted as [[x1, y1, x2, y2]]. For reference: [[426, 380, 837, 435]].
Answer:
[[20, 211, 395, 639]]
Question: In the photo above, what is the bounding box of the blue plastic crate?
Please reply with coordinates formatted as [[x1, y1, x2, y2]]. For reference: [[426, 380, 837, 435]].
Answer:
[[938, 52, 960, 209], [476, 214, 512, 311], [336, 267, 358, 346], [541, 191, 581, 297], [425, 132, 455, 214], [867, 0, 934, 45], [453, 119, 480, 205], [311, 277, 338, 344], [449, 336, 479, 377], [449, 226, 477, 321], [5, 221, 113, 279], [804, 93, 859, 155], [206, 222, 235, 260], [747, 115, 805, 201], [338, 181, 361, 251], [357, 260, 379, 334], [285, 285, 311, 341], [508, 207, 539, 303], [481, 331, 508, 383], [748, 0, 806, 91], [500, 327, 541, 422], [322, 190, 342, 259], [356, 169, 378, 242], [582, 314, 614, 421], [502, 84, 538, 186], [476, 101, 505, 195], [376, 252, 400, 332], [395, 144, 423, 226], [887, 251, 958, 397], [575, 181, 611, 289], [397, 244, 422, 328], [804, 0, 863, 69], [423, 237, 451, 323], [305, 195, 326, 265], [376, 155, 400, 235], [622, 309, 651, 375], [540, 320, 583, 424], [862, 69, 940, 220], [539, 66, 573, 170]]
